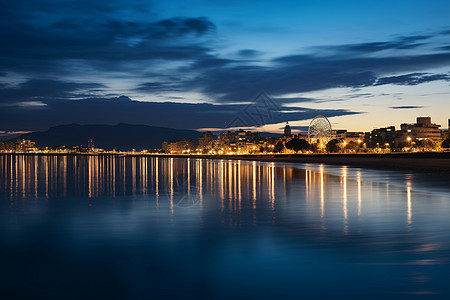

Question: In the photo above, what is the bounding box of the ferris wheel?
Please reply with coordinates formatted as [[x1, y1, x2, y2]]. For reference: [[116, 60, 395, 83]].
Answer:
[[308, 115, 332, 145]]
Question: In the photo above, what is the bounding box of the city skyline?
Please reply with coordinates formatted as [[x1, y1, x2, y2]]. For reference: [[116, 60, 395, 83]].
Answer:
[[1, 0, 449, 134]]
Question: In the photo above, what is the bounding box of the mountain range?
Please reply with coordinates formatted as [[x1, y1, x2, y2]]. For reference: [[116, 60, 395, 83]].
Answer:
[[14, 124, 203, 151]]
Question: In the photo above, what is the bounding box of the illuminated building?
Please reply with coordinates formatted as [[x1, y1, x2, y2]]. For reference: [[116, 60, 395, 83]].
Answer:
[[396, 116, 441, 146], [198, 131, 214, 150], [88, 138, 95, 149], [164, 139, 196, 154], [366, 126, 396, 148]]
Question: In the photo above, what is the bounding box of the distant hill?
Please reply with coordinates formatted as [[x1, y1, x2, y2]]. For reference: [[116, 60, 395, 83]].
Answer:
[[13, 124, 203, 150]]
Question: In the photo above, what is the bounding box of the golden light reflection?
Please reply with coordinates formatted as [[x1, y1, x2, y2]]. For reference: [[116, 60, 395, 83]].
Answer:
[[342, 166, 348, 232], [34, 156, 38, 198], [198, 159, 203, 208], [228, 162, 232, 209], [112, 156, 116, 196], [132, 157, 136, 195], [252, 161, 256, 209], [270, 162, 275, 210], [357, 170, 362, 217], [238, 160, 241, 211], [88, 156, 92, 198], [320, 165, 324, 218], [407, 179, 412, 226], [187, 158, 191, 201], [122, 156, 126, 195], [63, 156, 67, 197], [305, 169, 309, 199], [219, 160, 224, 211], [155, 157, 159, 207], [0, 154, 426, 236], [169, 157, 174, 214]]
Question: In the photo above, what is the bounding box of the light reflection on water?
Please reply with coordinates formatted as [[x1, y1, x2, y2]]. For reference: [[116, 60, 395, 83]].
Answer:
[[1, 154, 450, 299]]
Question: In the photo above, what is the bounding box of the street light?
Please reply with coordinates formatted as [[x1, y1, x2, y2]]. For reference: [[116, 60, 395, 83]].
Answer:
[[406, 137, 412, 151]]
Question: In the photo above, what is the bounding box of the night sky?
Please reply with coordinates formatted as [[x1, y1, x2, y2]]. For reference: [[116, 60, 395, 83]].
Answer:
[[1, 0, 449, 134]]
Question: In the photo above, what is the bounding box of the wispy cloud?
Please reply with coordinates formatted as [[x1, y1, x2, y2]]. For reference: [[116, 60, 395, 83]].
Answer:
[[390, 105, 425, 109]]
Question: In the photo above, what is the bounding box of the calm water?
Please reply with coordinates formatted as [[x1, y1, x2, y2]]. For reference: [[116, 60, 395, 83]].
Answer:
[[1, 155, 450, 299]]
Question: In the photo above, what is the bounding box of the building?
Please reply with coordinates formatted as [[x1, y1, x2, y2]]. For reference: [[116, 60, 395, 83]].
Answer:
[[366, 126, 396, 148], [0, 141, 17, 152], [218, 129, 260, 144], [345, 132, 365, 144], [332, 130, 364, 143], [283, 122, 292, 137], [198, 132, 214, 149], [332, 130, 347, 140], [88, 138, 95, 149], [164, 140, 196, 154], [16, 139, 36, 152], [0, 139, 37, 152], [396, 116, 441, 146]]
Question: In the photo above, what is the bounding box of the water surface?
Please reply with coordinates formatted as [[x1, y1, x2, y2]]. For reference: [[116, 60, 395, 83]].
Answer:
[[1, 155, 449, 299]]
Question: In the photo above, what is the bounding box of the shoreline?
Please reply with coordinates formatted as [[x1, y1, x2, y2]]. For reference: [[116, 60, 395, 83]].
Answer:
[[1, 152, 449, 174]]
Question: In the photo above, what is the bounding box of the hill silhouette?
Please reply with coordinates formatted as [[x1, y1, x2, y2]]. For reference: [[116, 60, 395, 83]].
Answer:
[[14, 124, 202, 150]]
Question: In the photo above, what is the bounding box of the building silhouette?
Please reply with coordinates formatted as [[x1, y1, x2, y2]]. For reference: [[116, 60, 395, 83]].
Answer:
[[283, 122, 292, 137]]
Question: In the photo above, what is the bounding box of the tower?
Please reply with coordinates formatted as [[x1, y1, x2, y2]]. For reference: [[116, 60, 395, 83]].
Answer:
[[88, 138, 94, 149], [283, 122, 291, 137]]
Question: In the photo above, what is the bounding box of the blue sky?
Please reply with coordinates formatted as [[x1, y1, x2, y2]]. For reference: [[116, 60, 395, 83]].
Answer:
[[0, 0, 449, 133]]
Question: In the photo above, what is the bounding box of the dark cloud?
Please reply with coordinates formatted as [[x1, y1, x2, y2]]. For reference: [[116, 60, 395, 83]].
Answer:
[[390, 105, 425, 109], [0, 95, 358, 131], [0, 0, 216, 75], [182, 48, 450, 103], [187, 55, 234, 70], [333, 34, 430, 53], [272, 97, 316, 104], [153, 17, 215, 38], [237, 49, 262, 58], [135, 82, 180, 92], [0, 79, 104, 102], [376, 73, 450, 86]]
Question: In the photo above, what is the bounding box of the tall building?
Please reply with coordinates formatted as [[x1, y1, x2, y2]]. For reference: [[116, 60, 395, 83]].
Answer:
[[283, 122, 292, 137], [88, 138, 95, 149]]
